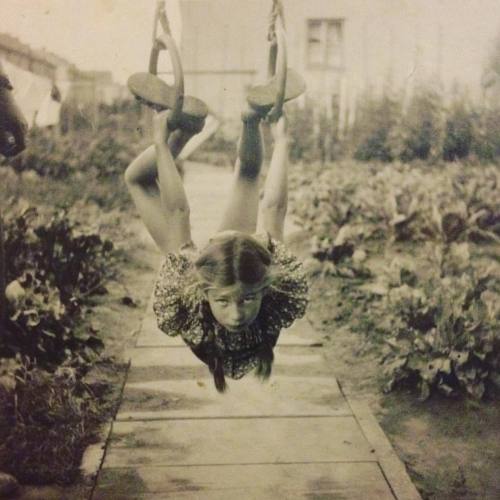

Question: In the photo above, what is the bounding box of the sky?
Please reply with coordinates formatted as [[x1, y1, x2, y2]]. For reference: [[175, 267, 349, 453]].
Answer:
[[2, 0, 182, 83], [2, 0, 500, 92]]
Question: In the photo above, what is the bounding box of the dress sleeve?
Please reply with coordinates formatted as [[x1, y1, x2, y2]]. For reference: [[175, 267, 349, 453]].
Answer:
[[152, 247, 204, 345], [258, 237, 309, 343]]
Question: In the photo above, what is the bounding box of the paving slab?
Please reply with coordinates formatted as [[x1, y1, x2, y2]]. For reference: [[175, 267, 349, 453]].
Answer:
[[103, 416, 375, 468], [94, 462, 395, 499], [117, 375, 350, 420], [135, 310, 185, 347], [124, 346, 333, 386], [136, 314, 322, 348], [126, 345, 324, 368], [183, 163, 228, 247]]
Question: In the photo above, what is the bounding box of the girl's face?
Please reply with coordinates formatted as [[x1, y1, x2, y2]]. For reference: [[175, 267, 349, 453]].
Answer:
[[206, 282, 265, 332]]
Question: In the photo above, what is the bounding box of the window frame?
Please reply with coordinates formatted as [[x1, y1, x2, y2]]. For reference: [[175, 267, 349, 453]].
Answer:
[[306, 18, 345, 70]]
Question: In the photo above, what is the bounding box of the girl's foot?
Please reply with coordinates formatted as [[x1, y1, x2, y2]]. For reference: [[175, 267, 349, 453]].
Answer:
[[168, 128, 200, 158], [246, 68, 306, 116], [240, 105, 265, 124], [128, 73, 208, 132]]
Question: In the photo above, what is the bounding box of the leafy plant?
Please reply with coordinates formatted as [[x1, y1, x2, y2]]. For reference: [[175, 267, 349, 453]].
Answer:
[[3, 128, 80, 178], [290, 161, 500, 248], [84, 133, 138, 179], [471, 106, 500, 162], [286, 100, 320, 162], [0, 357, 111, 485], [1, 101, 149, 180], [1, 204, 114, 366], [382, 243, 500, 400], [442, 99, 475, 161], [290, 163, 357, 235], [352, 91, 401, 162]]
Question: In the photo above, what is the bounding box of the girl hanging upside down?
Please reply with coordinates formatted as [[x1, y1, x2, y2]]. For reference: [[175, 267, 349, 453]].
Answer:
[[124, 104, 308, 393]]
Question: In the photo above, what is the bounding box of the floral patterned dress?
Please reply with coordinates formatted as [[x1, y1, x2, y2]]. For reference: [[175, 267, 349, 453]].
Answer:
[[152, 236, 309, 379]]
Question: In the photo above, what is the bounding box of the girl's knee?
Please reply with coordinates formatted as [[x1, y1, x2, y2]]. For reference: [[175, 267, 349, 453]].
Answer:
[[124, 164, 156, 189], [124, 165, 136, 186]]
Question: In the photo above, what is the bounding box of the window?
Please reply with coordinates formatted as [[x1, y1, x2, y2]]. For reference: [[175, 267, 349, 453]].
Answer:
[[307, 19, 344, 69]]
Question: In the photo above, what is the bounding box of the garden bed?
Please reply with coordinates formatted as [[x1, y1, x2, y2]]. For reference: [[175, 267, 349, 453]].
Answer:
[[0, 216, 159, 499], [302, 260, 500, 500], [0, 104, 160, 497], [288, 158, 500, 499], [1, 105, 499, 498]]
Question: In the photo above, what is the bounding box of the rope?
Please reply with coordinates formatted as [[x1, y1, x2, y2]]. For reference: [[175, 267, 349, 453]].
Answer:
[[158, 1, 173, 37], [267, 0, 285, 44], [151, 1, 161, 46], [152, 0, 172, 48]]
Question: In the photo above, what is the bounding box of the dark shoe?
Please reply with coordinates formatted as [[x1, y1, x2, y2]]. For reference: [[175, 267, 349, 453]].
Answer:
[[127, 73, 208, 132], [246, 68, 306, 114]]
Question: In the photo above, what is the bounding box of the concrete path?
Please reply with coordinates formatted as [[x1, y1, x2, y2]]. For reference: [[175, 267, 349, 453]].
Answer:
[[92, 163, 421, 499]]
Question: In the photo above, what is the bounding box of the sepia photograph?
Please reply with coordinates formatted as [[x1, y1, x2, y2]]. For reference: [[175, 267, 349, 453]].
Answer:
[[0, 1, 499, 498]]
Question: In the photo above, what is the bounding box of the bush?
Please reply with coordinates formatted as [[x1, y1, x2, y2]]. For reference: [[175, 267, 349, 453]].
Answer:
[[443, 99, 475, 161], [286, 101, 317, 162], [397, 85, 444, 162], [290, 161, 500, 248], [189, 128, 237, 167], [472, 106, 500, 162], [382, 243, 500, 400], [179, 83, 500, 165], [352, 91, 401, 162], [3, 128, 81, 178], [84, 134, 135, 178], [0, 358, 110, 484], [60, 99, 143, 135], [2, 204, 114, 366], [2, 101, 148, 180]]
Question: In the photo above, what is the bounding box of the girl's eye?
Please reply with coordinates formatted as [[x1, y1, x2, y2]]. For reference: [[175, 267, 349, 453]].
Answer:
[[244, 296, 256, 303], [216, 299, 229, 306]]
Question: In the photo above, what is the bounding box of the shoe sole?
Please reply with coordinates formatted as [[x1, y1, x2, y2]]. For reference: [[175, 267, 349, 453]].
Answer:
[[246, 69, 306, 111], [127, 73, 209, 132]]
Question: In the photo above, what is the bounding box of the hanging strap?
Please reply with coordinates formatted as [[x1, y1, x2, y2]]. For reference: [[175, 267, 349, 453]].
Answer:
[[148, 0, 184, 128], [266, 0, 287, 122], [267, 0, 285, 47]]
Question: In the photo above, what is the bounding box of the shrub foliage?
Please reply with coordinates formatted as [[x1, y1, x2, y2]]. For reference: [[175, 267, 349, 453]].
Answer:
[[2, 204, 114, 367], [0, 359, 111, 484], [380, 244, 499, 400], [290, 162, 500, 249], [290, 160, 500, 401]]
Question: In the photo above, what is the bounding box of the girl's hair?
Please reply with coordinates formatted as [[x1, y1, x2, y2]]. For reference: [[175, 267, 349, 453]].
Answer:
[[195, 231, 272, 290], [194, 231, 274, 392]]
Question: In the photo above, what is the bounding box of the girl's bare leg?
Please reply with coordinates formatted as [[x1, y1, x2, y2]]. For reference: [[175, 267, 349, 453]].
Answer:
[[259, 116, 289, 242], [124, 129, 194, 188], [218, 110, 263, 234], [168, 128, 197, 161], [177, 114, 220, 162], [124, 125, 197, 252]]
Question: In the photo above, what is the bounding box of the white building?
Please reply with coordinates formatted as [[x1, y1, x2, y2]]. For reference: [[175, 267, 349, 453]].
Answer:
[[0, 33, 127, 127], [174, 0, 500, 123]]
